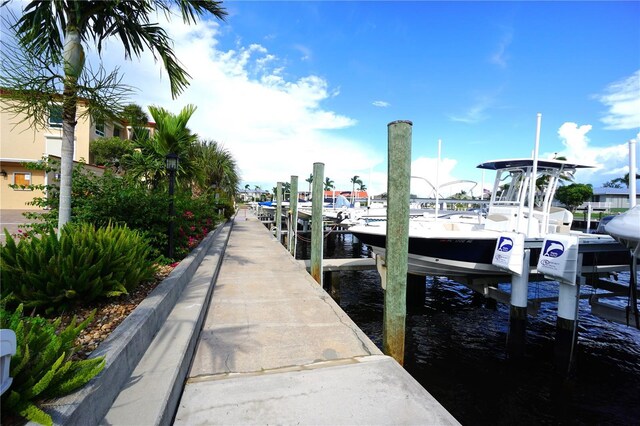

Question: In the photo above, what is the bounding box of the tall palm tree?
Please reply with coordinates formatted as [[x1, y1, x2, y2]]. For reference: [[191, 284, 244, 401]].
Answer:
[[350, 175, 362, 203], [7, 0, 227, 231], [305, 173, 313, 197]]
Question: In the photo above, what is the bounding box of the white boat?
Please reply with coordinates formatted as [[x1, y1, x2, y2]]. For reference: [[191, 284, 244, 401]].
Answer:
[[605, 205, 640, 259], [350, 158, 629, 278]]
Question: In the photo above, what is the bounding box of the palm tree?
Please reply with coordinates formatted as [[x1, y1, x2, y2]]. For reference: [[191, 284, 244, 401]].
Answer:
[[324, 177, 334, 191], [305, 174, 313, 197], [7, 0, 227, 231], [123, 104, 199, 190], [192, 139, 239, 200], [350, 175, 362, 203]]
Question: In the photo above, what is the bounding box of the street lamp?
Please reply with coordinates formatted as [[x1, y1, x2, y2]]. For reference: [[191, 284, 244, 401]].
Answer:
[[166, 153, 179, 259]]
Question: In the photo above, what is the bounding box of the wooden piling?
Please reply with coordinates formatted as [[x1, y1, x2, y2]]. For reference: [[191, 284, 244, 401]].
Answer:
[[289, 175, 299, 257], [310, 163, 324, 285], [276, 182, 283, 243], [383, 120, 412, 365]]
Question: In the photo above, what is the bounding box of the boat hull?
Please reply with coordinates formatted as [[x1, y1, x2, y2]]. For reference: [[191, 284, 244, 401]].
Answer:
[[351, 228, 629, 278]]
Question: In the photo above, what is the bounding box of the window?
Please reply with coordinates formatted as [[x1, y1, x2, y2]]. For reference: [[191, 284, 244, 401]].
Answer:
[[49, 105, 63, 128], [12, 172, 32, 190], [95, 119, 105, 137], [113, 126, 121, 138]]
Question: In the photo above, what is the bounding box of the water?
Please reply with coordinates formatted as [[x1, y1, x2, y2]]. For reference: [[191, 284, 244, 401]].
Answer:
[[296, 233, 640, 425]]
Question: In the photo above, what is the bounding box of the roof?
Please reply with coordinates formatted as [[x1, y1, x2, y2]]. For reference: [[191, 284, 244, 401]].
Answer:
[[592, 187, 640, 196], [476, 158, 595, 171], [324, 190, 368, 198]]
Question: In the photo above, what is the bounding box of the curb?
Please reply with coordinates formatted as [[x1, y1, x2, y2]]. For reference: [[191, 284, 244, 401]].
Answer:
[[104, 221, 233, 425], [39, 220, 231, 426]]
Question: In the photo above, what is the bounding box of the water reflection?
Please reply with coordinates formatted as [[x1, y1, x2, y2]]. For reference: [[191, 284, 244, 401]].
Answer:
[[297, 233, 640, 424]]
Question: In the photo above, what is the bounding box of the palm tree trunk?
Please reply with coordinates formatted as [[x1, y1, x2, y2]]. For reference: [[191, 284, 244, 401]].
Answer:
[[58, 27, 84, 232], [58, 79, 78, 232]]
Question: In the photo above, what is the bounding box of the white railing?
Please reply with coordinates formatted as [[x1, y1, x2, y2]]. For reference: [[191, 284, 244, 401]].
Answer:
[[577, 202, 612, 210]]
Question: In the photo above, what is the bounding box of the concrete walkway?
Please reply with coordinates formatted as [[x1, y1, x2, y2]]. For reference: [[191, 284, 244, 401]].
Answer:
[[173, 213, 458, 425]]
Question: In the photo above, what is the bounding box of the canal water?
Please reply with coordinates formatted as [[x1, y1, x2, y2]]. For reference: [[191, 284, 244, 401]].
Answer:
[[296, 233, 640, 425]]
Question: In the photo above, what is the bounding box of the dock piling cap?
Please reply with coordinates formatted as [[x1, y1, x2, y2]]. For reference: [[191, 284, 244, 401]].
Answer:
[[388, 120, 413, 127]]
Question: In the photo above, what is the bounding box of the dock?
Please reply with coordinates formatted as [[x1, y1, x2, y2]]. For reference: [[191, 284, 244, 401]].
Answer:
[[101, 211, 458, 425]]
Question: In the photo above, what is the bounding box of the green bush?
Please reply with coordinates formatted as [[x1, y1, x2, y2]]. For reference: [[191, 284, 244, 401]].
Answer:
[[1, 223, 157, 314], [0, 304, 105, 426], [174, 194, 224, 259]]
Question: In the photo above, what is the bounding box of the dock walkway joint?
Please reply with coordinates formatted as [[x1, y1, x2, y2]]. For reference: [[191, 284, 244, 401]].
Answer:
[[58, 211, 458, 425]]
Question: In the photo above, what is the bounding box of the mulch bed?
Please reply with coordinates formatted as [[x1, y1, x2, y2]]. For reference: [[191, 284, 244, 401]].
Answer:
[[58, 264, 175, 360]]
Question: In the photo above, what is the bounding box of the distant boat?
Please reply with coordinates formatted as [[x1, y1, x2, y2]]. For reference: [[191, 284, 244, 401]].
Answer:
[[350, 158, 628, 277]]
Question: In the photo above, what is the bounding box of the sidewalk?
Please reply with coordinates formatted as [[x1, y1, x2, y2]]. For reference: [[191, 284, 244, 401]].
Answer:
[[174, 213, 458, 425], [0, 209, 42, 244]]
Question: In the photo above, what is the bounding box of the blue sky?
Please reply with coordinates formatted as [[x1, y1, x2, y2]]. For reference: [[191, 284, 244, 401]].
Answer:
[[7, 1, 640, 196]]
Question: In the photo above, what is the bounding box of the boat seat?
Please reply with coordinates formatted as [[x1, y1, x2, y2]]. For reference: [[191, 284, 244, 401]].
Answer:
[[487, 214, 508, 222], [484, 214, 512, 232]]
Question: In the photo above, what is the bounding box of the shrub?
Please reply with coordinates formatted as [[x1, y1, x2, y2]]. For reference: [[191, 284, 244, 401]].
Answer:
[[174, 194, 224, 259], [0, 304, 105, 426], [1, 223, 157, 314]]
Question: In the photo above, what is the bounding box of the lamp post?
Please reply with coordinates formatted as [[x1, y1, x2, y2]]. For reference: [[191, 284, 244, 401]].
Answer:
[[165, 153, 179, 259]]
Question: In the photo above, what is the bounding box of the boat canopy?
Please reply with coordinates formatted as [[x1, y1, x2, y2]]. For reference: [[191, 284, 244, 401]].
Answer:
[[476, 158, 595, 171]]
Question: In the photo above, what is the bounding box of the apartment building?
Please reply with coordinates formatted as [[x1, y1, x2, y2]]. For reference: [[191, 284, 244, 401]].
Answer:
[[0, 96, 136, 210]]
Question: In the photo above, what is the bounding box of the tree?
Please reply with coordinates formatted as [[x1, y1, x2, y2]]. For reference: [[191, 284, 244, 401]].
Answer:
[[4, 0, 227, 231], [555, 183, 593, 212], [350, 175, 362, 203], [122, 104, 198, 190], [603, 172, 640, 188], [305, 173, 313, 195], [90, 136, 134, 171], [324, 177, 334, 191], [191, 139, 239, 200], [122, 103, 149, 127]]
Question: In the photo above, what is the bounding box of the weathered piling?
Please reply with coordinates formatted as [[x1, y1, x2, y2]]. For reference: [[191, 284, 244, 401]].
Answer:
[[276, 181, 283, 243], [289, 175, 299, 257], [310, 162, 325, 285], [384, 120, 412, 365]]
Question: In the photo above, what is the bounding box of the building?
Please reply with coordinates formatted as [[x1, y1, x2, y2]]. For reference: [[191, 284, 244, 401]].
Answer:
[[0, 95, 147, 210], [584, 187, 640, 211]]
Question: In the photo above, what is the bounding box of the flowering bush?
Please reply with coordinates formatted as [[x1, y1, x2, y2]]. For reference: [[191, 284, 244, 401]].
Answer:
[[173, 195, 222, 259]]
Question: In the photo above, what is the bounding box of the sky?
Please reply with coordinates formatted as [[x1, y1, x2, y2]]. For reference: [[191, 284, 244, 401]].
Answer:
[[5, 1, 640, 197]]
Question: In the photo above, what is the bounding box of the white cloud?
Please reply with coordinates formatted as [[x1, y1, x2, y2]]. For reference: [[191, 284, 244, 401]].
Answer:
[[372, 100, 390, 108], [92, 15, 385, 194], [292, 43, 312, 61], [410, 157, 481, 197], [596, 70, 640, 130], [489, 29, 512, 69], [549, 122, 631, 184], [448, 103, 489, 124]]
